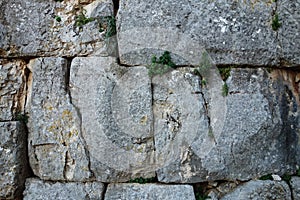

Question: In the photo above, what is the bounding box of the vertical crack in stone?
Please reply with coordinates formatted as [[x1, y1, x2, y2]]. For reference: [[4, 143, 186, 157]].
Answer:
[[112, 0, 119, 16], [151, 83, 156, 152], [199, 84, 216, 144], [65, 57, 95, 179]]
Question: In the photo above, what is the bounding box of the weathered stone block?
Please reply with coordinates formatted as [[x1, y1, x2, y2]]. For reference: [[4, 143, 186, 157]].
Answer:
[[155, 68, 298, 183], [0, 0, 115, 57], [27, 57, 91, 181], [117, 0, 294, 66], [290, 176, 300, 200], [23, 178, 104, 200], [70, 57, 155, 182], [104, 183, 195, 200], [0, 122, 30, 199], [221, 180, 291, 200], [277, 0, 300, 66], [0, 59, 26, 121]]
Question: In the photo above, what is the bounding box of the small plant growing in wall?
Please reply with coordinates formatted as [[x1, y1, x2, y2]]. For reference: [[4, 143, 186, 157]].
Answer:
[[55, 15, 62, 22], [148, 51, 176, 77], [218, 67, 231, 81], [98, 16, 117, 38], [75, 11, 95, 27], [14, 112, 29, 124], [222, 83, 229, 96], [128, 177, 157, 184], [271, 13, 281, 31], [218, 67, 231, 96]]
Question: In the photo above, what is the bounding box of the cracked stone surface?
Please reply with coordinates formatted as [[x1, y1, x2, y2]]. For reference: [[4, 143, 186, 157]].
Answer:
[[23, 178, 104, 200], [117, 0, 299, 67], [154, 68, 299, 183], [221, 180, 291, 200], [0, 59, 26, 121], [70, 57, 155, 182], [0, 0, 115, 57], [26, 57, 91, 181], [0, 122, 30, 199], [104, 183, 195, 200]]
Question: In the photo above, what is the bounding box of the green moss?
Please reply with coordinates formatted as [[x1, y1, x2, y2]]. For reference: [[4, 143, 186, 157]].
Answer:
[[75, 12, 95, 27], [218, 67, 231, 81], [222, 83, 229, 96], [148, 51, 176, 77], [15, 113, 29, 123], [128, 177, 157, 184], [55, 16, 62, 22], [272, 13, 281, 31], [259, 174, 273, 180], [282, 174, 291, 182], [99, 16, 117, 38]]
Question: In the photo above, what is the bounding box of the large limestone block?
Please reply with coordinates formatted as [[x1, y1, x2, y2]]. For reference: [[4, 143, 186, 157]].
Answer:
[[155, 68, 299, 183], [23, 178, 104, 200], [0, 0, 115, 57], [104, 183, 195, 200], [70, 57, 155, 182], [277, 0, 300, 66], [0, 59, 26, 121], [0, 122, 30, 199], [27, 57, 92, 181], [117, 0, 290, 66], [221, 180, 291, 200], [290, 176, 300, 200]]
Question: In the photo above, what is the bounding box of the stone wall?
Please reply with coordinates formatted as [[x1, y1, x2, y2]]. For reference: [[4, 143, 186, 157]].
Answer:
[[0, 0, 299, 199]]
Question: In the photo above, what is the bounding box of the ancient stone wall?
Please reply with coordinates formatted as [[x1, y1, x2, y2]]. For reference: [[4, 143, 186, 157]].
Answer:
[[0, 0, 299, 199]]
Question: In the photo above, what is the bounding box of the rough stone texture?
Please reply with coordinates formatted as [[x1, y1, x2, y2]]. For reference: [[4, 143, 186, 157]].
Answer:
[[221, 180, 291, 200], [104, 183, 195, 200], [277, 0, 300, 66], [0, 122, 30, 199], [27, 57, 92, 181], [155, 68, 298, 183], [70, 57, 155, 182], [0, 59, 26, 121], [0, 0, 115, 57], [118, 0, 299, 67], [290, 176, 300, 200], [23, 178, 104, 200]]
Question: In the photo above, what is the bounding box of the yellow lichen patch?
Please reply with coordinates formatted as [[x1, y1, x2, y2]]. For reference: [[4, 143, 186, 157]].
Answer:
[[140, 116, 148, 125], [62, 109, 73, 122]]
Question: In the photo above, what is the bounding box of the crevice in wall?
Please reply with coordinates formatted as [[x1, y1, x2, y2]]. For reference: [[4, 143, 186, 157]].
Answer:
[[112, 0, 119, 16], [101, 183, 108, 200], [64, 57, 96, 180], [151, 83, 156, 152], [21, 58, 35, 179]]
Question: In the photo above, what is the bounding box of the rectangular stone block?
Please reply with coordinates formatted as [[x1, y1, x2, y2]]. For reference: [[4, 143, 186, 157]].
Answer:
[[277, 0, 300, 66], [0, 59, 26, 121], [23, 178, 104, 200], [0, 122, 30, 199], [70, 57, 155, 182], [117, 0, 282, 66], [27, 57, 91, 181], [154, 67, 298, 183], [105, 183, 195, 200], [0, 0, 115, 57]]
